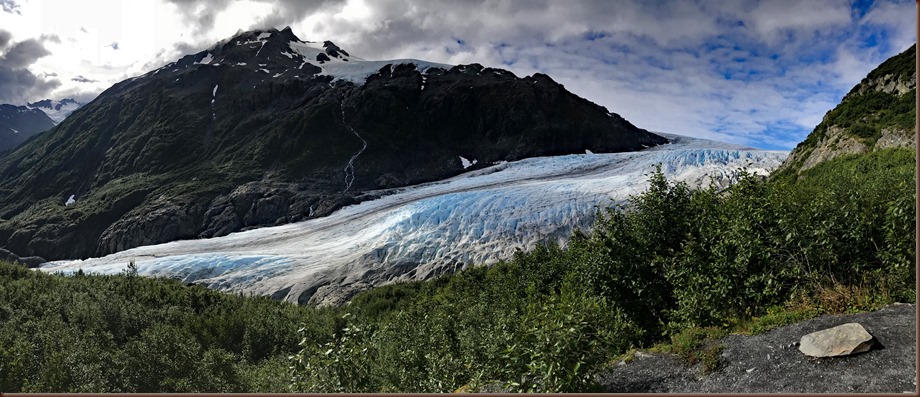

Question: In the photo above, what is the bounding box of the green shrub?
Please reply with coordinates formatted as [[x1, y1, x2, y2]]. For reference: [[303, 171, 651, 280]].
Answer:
[[3, 141, 913, 393]]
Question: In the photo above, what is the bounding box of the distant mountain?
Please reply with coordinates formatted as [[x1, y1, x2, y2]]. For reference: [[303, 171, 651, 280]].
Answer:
[[777, 44, 915, 175], [0, 27, 667, 261], [27, 98, 83, 125], [0, 104, 56, 153]]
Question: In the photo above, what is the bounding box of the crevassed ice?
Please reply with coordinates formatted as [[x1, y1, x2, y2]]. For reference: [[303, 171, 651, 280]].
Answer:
[[41, 134, 788, 302]]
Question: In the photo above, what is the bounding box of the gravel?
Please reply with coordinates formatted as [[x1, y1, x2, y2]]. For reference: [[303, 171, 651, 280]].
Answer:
[[599, 303, 917, 393]]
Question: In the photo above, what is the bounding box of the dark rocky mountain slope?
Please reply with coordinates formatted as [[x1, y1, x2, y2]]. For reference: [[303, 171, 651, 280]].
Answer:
[[0, 104, 56, 153], [0, 27, 666, 261]]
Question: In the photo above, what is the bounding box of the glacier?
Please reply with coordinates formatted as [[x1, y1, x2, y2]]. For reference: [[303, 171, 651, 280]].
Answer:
[[40, 133, 788, 305]]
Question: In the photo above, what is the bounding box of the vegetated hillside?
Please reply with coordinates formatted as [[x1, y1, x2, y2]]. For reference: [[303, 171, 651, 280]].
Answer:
[[279, 42, 914, 392], [0, 27, 666, 261], [5, 144, 911, 392], [0, 104, 56, 153], [2, 29, 913, 396], [777, 44, 915, 176], [0, 260, 329, 392]]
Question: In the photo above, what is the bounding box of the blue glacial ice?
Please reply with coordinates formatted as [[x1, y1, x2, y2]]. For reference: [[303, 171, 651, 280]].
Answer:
[[41, 133, 788, 305]]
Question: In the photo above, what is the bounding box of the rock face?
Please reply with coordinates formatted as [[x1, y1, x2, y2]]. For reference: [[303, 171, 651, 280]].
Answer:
[[0, 247, 46, 268], [777, 44, 915, 175], [0, 27, 667, 261], [0, 104, 56, 153], [798, 323, 875, 358]]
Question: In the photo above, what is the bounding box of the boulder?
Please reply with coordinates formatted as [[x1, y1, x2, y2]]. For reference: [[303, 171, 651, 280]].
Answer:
[[798, 323, 874, 357], [0, 247, 46, 268], [18, 256, 46, 268], [0, 247, 19, 262]]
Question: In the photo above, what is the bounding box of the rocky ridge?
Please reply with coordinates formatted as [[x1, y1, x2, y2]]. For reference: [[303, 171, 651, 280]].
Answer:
[[0, 104, 56, 153], [779, 44, 915, 174]]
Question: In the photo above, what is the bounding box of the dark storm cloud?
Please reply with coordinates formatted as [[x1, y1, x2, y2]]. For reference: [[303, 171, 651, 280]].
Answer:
[[0, 39, 51, 69], [0, 0, 20, 15], [284, 0, 740, 64], [165, 0, 344, 36], [0, 38, 59, 104], [71, 75, 98, 83], [40, 34, 62, 44], [164, 0, 234, 35], [135, 40, 211, 78], [0, 65, 61, 104], [246, 0, 345, 31], [283, 0, 908, 149], [0, 30, 10, 50]]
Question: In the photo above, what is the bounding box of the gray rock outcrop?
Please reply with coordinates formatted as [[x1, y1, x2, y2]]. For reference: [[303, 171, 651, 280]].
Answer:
[[798, 322, 874, 357], [0, 247, 46, 268]]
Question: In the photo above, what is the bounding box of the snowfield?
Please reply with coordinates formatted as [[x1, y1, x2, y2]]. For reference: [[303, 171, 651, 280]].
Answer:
[[41, 133, 788, 305]]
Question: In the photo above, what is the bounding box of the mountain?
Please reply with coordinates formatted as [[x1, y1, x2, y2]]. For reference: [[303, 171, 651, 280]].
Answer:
[[43, 134, 788, 306], [27, 98, 83, 125], [0, 104, 56, 153], [777, 44, 915, 175], [0, 27, 667, 261]]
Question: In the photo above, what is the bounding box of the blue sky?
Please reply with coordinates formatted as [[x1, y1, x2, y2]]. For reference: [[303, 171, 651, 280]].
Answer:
[[0, 0, 915, 150]]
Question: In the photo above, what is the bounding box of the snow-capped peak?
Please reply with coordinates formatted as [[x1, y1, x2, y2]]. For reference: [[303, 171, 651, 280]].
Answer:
[[26, 98, 83, 124], [139, 27, 456, 89], [225, 27, 453, 85]]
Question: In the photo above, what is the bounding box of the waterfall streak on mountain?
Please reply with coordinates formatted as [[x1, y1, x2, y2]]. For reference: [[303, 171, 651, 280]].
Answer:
[[341, 106, 368, 192]]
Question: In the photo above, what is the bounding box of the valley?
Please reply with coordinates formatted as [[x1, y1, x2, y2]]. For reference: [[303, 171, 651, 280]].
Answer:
[[0, 2, 914, 393], [40, 133, 787, 305]]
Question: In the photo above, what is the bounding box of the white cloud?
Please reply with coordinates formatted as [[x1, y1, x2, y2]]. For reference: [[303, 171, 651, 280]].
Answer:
[[746, 0, 852, 40], [862, 0, 916, 52], [0, 0, 913, 150]]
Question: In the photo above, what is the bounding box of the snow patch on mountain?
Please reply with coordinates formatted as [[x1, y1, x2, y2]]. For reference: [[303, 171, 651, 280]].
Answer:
[[41, 134, 787, 305], [26, 98, 82, 124], [286, 40, 450, 85], [459, 156, 478, 169], [318, 58, 451, 85], [196, 53, 213, 65]]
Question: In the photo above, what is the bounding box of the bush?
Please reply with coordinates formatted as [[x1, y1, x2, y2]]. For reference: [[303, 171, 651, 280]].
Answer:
[[3, 144, 913, 393]]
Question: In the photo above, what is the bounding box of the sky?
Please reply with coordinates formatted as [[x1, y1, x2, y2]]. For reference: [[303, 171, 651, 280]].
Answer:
[[0, 0, 915, 150]]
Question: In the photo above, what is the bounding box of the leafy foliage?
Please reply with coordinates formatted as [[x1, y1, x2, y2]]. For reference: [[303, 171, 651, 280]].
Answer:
[[2, 147, 913, 393], [0, 261, 336, 392], [289, 148, 915, 392]]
